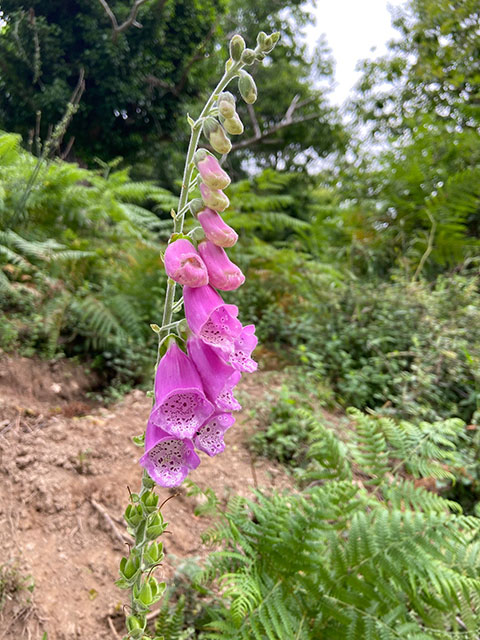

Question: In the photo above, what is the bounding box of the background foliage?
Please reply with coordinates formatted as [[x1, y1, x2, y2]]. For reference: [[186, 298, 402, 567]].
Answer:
[[2, 0, 480, 636]]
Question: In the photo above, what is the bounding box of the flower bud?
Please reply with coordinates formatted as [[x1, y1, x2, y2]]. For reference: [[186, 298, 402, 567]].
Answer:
[[203, 117, 232, 155], [198, 240, 245, 291], [257, 31, 267, 47], [263, 32, 280, 52], [223, 115, 244, 136], [200, 183, 230, 212], [241, 48, 256, 65], [229, 34, 245, 61], [164, 238, 209, 287], [138, 580, 153, 605], [146, 512, 165, 540], [145, 541, 163, 564], [197, 208, 238, 248], [141, 490, 159, 513], [120, 554, 140, 580], [125, 503, 143, 527], [238, 71, 257, 104], [218, 92, 236, 119], [270, 31, 280, 44], [126, 616, 143, 632], [194, 149, 231, 189]]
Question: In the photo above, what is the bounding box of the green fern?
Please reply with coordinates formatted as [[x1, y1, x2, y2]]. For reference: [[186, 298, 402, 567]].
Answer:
[[195, 409, 480, 639]]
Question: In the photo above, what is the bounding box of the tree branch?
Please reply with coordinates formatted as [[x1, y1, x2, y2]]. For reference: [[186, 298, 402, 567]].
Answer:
[[231, 92, 321, 152], [97, 0, 150, 41], [231, 113, 321, 151]]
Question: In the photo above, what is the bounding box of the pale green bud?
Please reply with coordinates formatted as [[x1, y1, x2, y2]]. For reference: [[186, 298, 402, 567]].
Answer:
[[263, 32, 280, 52], [146, 512, 165, 540], [238, 71, 257, 104], [126, 615, 143, 632], [120, 554, 140, 580], [138, 580, 153, 605], [223, 115, 244, 135], [229, 34, 245, 61], [203, 117, 232, 154], [218, 91, 236, 118], [241, 48, 256, 65], [256, 31, 267, 47]]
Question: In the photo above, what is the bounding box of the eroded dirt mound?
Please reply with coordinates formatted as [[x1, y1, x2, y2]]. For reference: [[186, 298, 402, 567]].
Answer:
[[0, 356, 291, 639]]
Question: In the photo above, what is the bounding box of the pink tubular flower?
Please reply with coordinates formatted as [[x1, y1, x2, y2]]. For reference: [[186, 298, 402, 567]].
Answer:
[[140, 418, 200, 487], [200, 182, 230, 212], [195, 150, 231, 190], [194, 413, 235, 457], [198, 240, 245, 291], [150, 341, 214, 439], [164, 238, 208, 287], [184, 285, 242, 353], [221, 324, 258, 373], [188, 336, 242, 411], [197, 208, 238, 248]]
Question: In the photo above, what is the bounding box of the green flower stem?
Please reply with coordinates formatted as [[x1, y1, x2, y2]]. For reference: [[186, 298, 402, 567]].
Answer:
[[119, 33, 280, 637]]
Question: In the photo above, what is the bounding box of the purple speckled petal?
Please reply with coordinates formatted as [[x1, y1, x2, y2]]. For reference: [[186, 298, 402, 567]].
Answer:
[[184, 285, 242, 353], [187, 336, 242, 412], [229, 324, 258, 372], [194, 413, 235, 457], [140, 420, 200, 487], [150, 341, 214, 439]]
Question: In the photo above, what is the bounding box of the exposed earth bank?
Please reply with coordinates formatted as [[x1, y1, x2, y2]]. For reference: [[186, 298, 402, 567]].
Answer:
[[0, 355, 293, 639]]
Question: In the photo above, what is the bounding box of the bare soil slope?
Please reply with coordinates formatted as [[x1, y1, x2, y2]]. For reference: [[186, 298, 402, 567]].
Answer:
[[0, 355, 292, 640]]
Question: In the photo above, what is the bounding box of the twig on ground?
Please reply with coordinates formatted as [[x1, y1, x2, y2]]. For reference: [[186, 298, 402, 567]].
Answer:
[[107, 615, 121, 639], [90, 499, 130, 546]]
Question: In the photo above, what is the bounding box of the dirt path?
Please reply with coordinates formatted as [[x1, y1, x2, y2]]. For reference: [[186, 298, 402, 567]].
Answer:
[[0, 355, 292, 639]]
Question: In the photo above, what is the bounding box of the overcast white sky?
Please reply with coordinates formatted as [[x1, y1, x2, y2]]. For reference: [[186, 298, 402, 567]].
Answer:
[[305, 0, 406, 105]]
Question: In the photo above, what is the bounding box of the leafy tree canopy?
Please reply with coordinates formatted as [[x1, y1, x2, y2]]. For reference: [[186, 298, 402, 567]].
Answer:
[[354, 0, 480, 136], [0, 0, 345, 182]]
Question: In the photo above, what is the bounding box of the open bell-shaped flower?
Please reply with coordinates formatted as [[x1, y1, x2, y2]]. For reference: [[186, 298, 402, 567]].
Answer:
[[150, 340, 214, 439], [198, 240, 245, 291], [194, 413, 235, 457], [200, 182, 230, 213], [164, 238, 208, 287], [219, 324, 258, 373], [184, 284, 242, 353], [140, 417, 200, 487], [197, 208, 238, 248], [188, 336, 242, 412], [194, 149, 231, 190]]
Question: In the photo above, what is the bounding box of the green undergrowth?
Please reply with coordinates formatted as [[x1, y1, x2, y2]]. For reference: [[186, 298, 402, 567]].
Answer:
[[153, 408, 480, 639]]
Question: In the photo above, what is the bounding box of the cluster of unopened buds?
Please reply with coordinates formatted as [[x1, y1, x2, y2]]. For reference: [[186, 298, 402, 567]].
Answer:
[[139, 31, 280, 489]]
